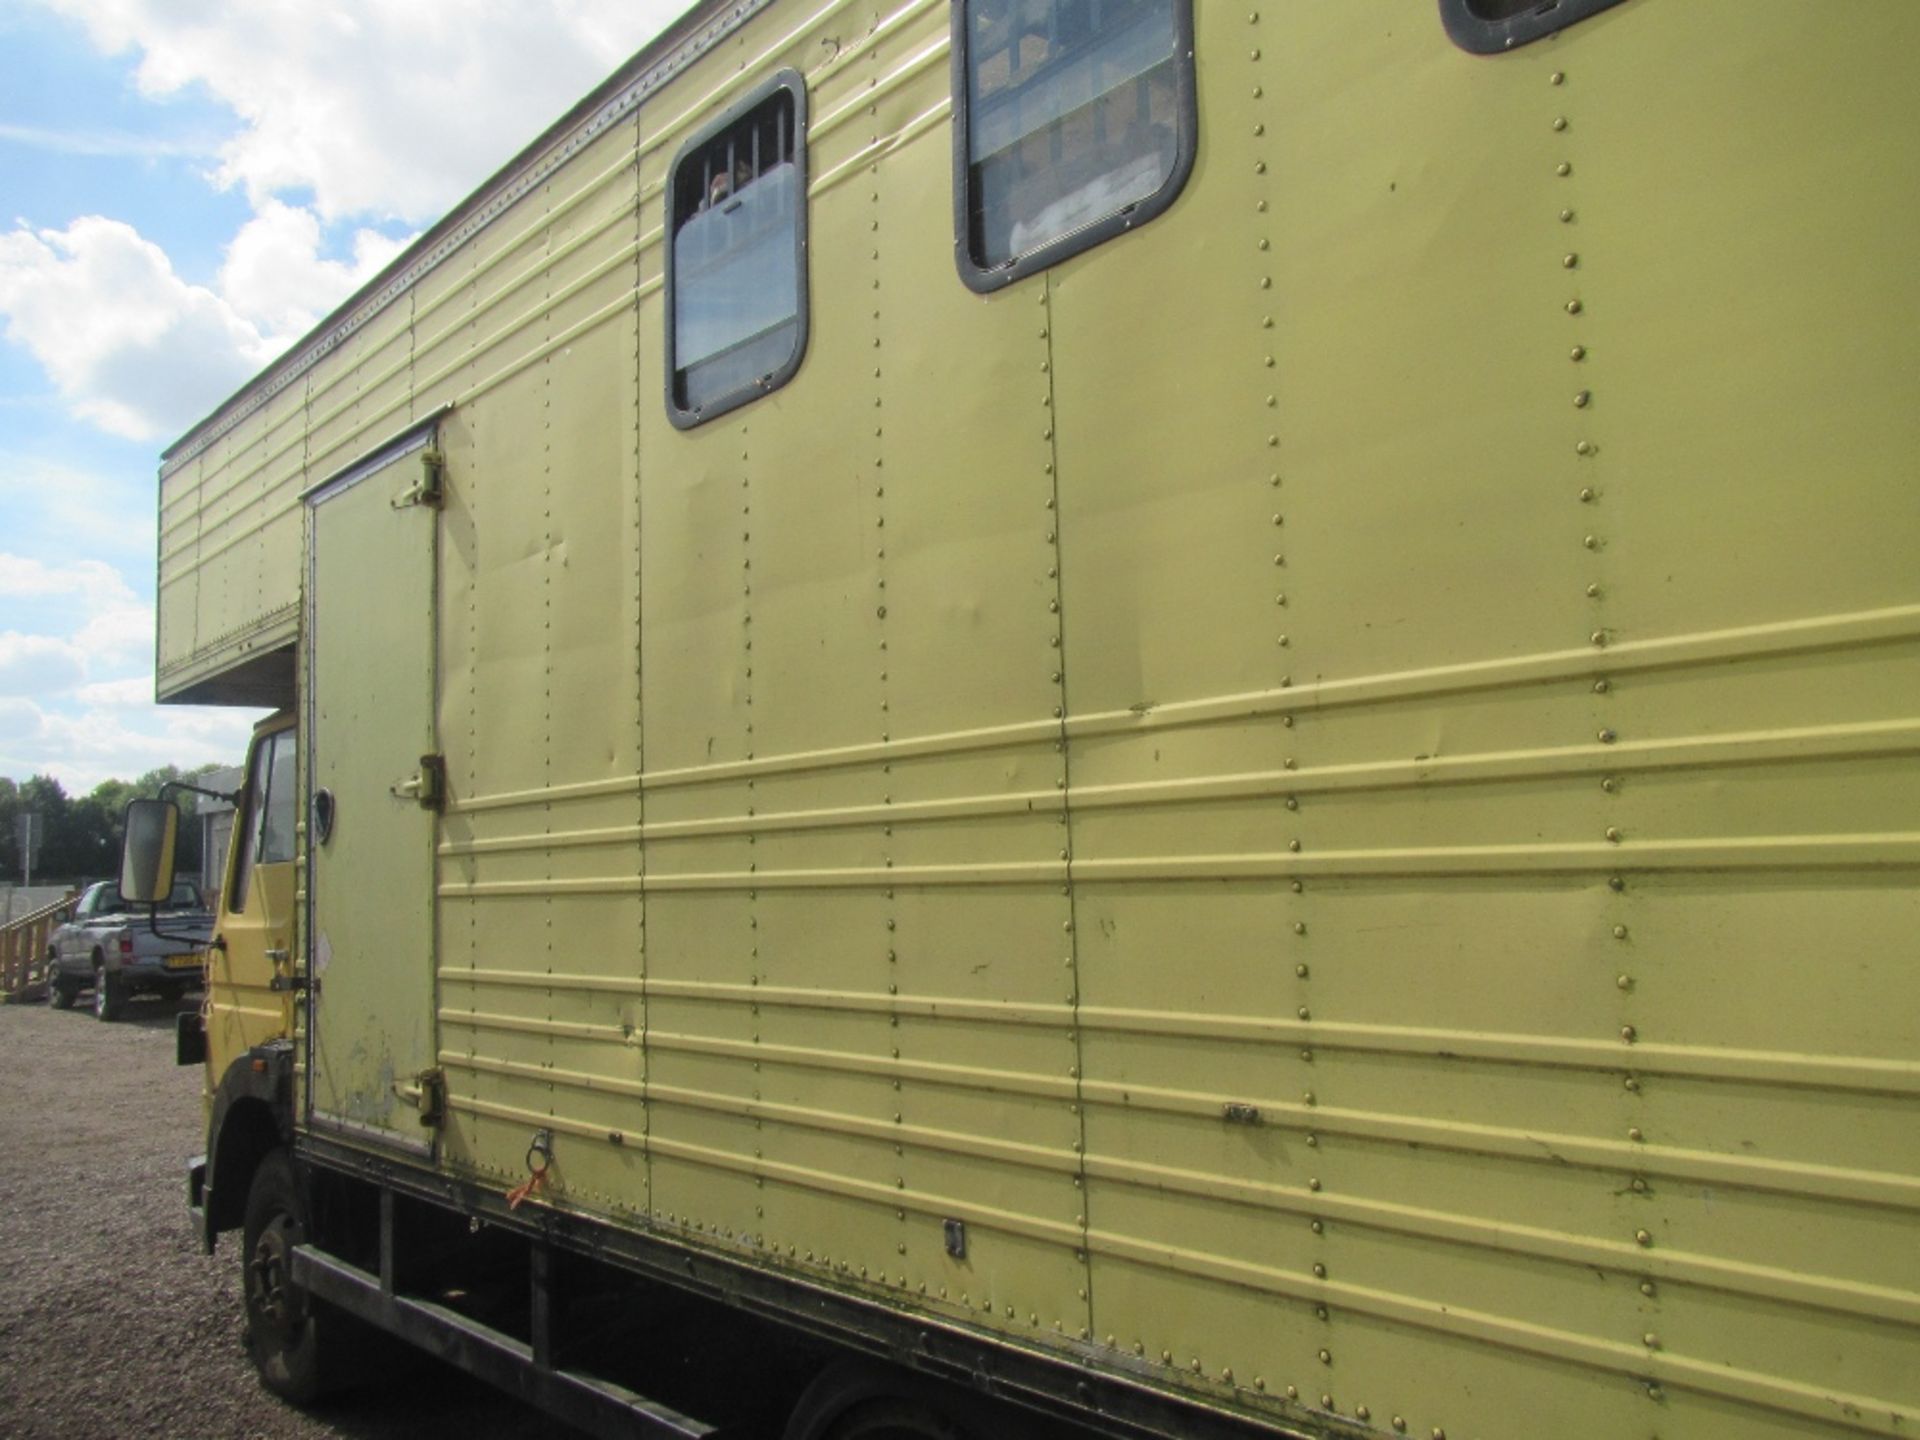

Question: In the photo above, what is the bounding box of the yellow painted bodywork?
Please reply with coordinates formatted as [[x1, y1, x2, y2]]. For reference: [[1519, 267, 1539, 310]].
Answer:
[[158, 2, 1919, 1437], [202, 715, 297, 1108]]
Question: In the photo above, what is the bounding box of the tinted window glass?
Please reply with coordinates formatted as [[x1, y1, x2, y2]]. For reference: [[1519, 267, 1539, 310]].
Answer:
[[959, 0, 1193, 285], [667, 74, 808, 425], [259, 732, 297, 865], [93, 882, 200, 911], [229, 729, 294, 914]]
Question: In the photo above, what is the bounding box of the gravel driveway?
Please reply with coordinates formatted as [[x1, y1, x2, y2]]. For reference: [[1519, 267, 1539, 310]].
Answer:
[[0, 993, 568, 1440]]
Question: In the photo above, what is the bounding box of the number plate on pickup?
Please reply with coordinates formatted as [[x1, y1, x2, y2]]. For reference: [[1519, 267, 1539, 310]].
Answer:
[[163, 953, 204, 971]]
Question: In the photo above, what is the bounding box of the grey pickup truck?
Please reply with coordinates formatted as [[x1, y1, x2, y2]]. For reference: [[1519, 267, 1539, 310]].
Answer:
[[46, 880, 213, 1021]]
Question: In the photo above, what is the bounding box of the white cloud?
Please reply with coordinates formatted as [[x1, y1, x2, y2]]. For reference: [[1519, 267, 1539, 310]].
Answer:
[[0, 217, 267, 440], [0, 554, 139, 605], [75, 675, 153, 707], [0, 698, 46, 747], [74, 601, 155, 668], [0, 547, 260, 793], [0, 120, 216, 160], [219, 200, 409, 340], [0, 208, 403, 441], [4, 2, 682, 444], [0, 555, 147, 688], [38, 0, 683, 224], [0, 690, 258, 791], [0, 456, 155, 577], [0, 552, 256, 788], [0, 633, 87, 697]]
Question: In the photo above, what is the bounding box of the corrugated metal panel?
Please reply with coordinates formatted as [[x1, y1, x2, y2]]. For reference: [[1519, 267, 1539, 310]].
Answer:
[[180, 0, 1920, 1434]]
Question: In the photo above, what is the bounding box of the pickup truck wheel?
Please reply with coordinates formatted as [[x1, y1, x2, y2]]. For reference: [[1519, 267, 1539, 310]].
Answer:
[[48, 957, 76, 1010], [242, 1150, 330, 1403], [92, 964, 127, 1022]]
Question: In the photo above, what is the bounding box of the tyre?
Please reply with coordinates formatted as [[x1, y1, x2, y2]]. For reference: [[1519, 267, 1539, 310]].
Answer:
[[785, 1364, 997, 1440], [241, 1150, 329, 1403], [91, 966, 126, 1021], [92, 964, 127, 1022], [48, 956, 77, 1010], [811, 1399, 971, 1440]]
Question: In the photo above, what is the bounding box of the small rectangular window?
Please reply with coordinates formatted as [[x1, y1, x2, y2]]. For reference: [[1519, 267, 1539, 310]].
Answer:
[[666, 70, 809, 427], [954, 0, 1196, 291], [1439, 0, 1632, 54]]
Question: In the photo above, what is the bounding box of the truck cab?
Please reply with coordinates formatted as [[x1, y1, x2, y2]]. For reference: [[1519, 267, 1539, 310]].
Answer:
[[182, 711, 299, 1249], [201, 714, 299, 1077]]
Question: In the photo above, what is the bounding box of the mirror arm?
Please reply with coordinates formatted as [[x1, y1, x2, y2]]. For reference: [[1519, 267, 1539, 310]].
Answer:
[[156, 778, 242, 807], [144, 903, 202, 946]]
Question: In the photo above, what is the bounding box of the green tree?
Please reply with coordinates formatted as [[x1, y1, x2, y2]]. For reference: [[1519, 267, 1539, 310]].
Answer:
[[1, 763, 230, 885], [13, 775, 86, 881], [0, 776, 18, 879]]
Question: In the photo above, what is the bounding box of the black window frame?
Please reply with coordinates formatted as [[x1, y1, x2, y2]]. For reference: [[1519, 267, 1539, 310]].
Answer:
[[951, 0, 1198, 294], [1438, 0, 1633, 54], [664, 68, 810, 429]]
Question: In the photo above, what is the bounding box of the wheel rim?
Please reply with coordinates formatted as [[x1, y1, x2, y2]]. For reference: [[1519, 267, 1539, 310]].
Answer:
[[246, 1212, 306, 1339], [92, 972, 106, 1017]]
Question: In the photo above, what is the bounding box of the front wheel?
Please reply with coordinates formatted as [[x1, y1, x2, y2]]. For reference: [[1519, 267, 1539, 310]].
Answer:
[[811, 1401, 971, 1440], [785, 1365, 1003, 1440], [241, 1150, 329, 1403], [92, 965, 126, 1022]]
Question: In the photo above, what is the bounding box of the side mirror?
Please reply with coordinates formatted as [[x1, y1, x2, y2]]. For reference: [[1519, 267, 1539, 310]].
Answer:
[[121, 799, 180, 903]]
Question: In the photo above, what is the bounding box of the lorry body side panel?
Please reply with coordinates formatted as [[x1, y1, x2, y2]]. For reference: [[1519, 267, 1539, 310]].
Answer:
[[859, 0, 1092, 1336], [432, 112, 651, 1197], [157, 1, 1919, 1436], [1043, 3, 1920, 1437], [156, 347, 305, 702], [1053, 6, 1625, 1426], [303, 303, 415, 497], [526, 112, 650, 1215], [440, 360, 579, 1192], [631, 0, 883, 1291], [155, 448, 205, 692]]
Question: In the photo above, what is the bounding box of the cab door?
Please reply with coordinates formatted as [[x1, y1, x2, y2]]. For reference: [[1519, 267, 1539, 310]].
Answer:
[[303, 431, 441, 1155], [205, 718, 298, 1076]]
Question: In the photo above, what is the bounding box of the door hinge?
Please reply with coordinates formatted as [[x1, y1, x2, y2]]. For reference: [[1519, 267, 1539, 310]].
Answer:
[[393, 754, 447, 811], [393, 448, 445, 509]]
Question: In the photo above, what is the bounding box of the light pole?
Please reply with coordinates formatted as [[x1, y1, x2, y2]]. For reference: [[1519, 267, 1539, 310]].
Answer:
[[14, 811, 38, 887]]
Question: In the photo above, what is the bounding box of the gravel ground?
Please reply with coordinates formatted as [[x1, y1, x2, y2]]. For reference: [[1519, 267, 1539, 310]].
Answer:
[[0, 992, 569, 1440]]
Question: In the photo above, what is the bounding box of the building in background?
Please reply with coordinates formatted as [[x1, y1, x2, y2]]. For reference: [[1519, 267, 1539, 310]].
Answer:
[[194, 766, 243, 908]]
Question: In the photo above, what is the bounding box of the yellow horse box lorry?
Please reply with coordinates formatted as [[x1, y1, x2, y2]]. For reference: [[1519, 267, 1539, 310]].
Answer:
[[139, 1, 1918, 1437]]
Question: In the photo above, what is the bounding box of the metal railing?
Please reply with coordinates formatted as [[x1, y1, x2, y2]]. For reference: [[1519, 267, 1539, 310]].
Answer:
[[0, 891, 75, 1002]]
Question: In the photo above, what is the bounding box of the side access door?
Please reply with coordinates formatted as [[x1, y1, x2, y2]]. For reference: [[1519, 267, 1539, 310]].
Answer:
[[303, 430, 443, 1155]]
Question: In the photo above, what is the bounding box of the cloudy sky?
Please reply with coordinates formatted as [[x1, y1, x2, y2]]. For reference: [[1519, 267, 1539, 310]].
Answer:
[[1, 0, 682, 791]]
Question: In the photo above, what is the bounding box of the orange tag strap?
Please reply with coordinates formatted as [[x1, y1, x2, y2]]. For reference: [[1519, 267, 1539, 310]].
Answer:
[[506, 1169, 547, 1211]]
